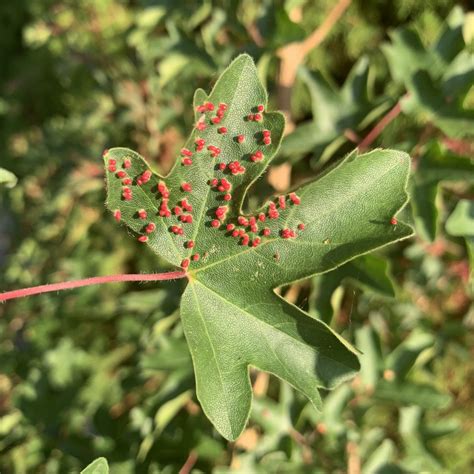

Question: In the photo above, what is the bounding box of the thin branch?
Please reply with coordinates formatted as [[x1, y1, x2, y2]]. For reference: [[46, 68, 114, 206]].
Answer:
[[276, 0, 353, 123], [179, 451, 198, 474], [358, 99, 404, 151], [300, 0, 352, 57], [0, 271, 187, 302], [269, 0, 352, 192]]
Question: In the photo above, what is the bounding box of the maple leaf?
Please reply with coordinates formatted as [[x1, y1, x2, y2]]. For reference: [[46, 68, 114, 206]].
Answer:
[[382, 7, 474, 138], [103, 54, 413, 440], [279, 57, 390, 165]]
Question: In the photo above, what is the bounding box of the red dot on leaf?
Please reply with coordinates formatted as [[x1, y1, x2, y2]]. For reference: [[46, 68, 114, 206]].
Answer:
[[181, 258, 190, 269], [138, 235, 148, 243], [298, 223, 305, 231], [281, 228, 296, 239], [181, 182, 192, 192], [146, 223, 156, 233], [211, 219, 220, 228], [215, 206, 228, 220], [195, 138, 205, 150], [139, 170, 152, 185], [186, 240, 195, 248], [196, 120, 206, 131], [138, 209, 147, 219], [391, 217, 398, 225], [252, 237, 261, 247], [220, 178, 231, 191], [192, 253, 200, 262], [289, 192, 301, 205], [181, 199, 193, 212], [113, 210, 121, 222], [218, 127, 227, 134]]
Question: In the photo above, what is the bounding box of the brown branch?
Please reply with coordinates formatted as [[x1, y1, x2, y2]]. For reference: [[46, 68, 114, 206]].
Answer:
[[442, 137, 474, 156], [179, 451, 198, 474], [300, 0, 352, 57], [276, 0, 353, 126], [358, 98, 405, 151], [347, 441, 361, 474], [269, 0, 352, 192]]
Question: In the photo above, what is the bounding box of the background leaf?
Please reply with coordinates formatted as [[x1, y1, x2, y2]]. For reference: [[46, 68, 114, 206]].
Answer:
[[81, 457, 109, 474]]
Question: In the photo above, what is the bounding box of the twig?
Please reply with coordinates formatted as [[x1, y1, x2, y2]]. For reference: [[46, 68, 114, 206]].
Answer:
[[269, 0, 352, 192], [442, 137, 474, 156], [358, 98, 405, 151], [0, 271, 187, 302], [276, 0, 352, 125], [300, 0, 352, 57], [346, 441, 361, 474], [179, 451, 198, 474]]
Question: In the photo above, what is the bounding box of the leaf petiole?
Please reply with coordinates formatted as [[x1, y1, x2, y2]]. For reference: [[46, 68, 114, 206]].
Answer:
[[0, 271, 187, 302]]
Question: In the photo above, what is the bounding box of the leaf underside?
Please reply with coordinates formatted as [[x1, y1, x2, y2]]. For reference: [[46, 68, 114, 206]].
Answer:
[[103, 54, 413, 440]]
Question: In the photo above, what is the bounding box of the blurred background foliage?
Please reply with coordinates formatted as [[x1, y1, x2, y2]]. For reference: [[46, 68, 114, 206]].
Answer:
[[0, 0, 473, 472]]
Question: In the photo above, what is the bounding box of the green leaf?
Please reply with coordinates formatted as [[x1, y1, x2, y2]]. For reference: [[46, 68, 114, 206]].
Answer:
[[374, 381, 451, 409], [446, 199, 474, 237], [355, 325, 383, 390], [318, 384, 354, 436], [385, 332, 434, 381], [411, 180, 439, 242], [383, 7, 474, 138], [446, 199, 474, 285], [154, 389, 193, 434], [280, 58, 390, 164], [81, 457, 109, 474], [411, 141, 474, 241], [311, 254, 396, 323], [362, 439, 397, 474], [399, 406, 443, 472], [104, 54, 413, 440], [0, 168, 18, 188]]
